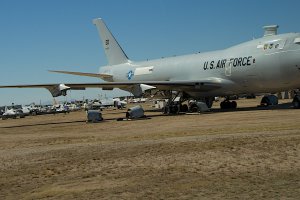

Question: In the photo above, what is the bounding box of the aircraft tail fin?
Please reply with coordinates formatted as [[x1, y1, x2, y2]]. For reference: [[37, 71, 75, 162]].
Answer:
[[93, 18, 129, 65]]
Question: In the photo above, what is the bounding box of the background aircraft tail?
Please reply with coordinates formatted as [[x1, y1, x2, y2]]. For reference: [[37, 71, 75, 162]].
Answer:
[[93, 18, 129, 65]]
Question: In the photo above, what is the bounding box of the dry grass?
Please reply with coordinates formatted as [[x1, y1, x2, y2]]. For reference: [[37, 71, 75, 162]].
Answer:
[[0, 98, 300, 199]]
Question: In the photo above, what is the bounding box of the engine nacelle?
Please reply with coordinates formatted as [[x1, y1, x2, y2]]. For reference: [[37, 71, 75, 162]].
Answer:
[[46, 84, 71, 97], [130, 84, 156, 97]]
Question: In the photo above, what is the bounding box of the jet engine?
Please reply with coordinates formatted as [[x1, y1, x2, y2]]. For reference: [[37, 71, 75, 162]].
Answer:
[[46, 84, 71, 97]]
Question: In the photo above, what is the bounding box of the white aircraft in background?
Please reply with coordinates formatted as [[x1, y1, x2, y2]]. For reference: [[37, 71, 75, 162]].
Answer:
[[1, 106, 25, 119], [1, 18, 300, 113]]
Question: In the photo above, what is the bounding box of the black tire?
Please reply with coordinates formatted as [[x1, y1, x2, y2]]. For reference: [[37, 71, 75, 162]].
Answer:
[[231, 101, 237, 109], [292, 96, 300, 108], [162, 106, 169, 114], [171, 105, 179, 114], [190, 104, 198, 113], [220, 101, 237, 109], [180, 104, 189, 112], [220, 101, 226, 109]]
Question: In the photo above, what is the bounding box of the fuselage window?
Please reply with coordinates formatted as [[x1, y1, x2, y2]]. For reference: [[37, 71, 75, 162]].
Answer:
[[269, 44, 274, 49]]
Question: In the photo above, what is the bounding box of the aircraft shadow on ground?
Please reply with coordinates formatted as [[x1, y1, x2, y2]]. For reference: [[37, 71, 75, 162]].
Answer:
[[0, 120, 88, 129], [145, 102, 294, 117], [211, 102, 293, 113]]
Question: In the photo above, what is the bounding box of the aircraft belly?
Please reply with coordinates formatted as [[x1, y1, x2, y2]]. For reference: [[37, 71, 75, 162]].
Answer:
[[185, 88, 237, 98]]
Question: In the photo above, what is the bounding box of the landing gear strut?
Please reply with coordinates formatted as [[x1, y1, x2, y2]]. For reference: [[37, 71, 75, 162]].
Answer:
[[163, 101, 180, 114], [163, 92, 188, 114], [220, 98, 237, 109]]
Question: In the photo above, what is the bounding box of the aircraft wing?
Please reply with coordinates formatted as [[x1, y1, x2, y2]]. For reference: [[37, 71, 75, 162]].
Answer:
[[0, 78, 231, 97]]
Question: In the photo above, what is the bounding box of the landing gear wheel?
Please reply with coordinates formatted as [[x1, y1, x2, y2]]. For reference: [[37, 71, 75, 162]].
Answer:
[[292, 95, 300, 109], [162, 91, 188, 114], [180, 104, 189, 112], [163, 104, 180, 114], [231, 101, 237, 109], [190, 104, 198, 113], [220, 100, 237, 109]]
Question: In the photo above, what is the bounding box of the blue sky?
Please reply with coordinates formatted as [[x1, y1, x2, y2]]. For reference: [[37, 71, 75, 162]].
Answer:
[[1, 0, 300, 105]]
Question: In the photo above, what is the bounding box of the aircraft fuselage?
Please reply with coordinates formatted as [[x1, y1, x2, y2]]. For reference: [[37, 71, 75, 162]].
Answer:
[[100, 32, 300, 98]]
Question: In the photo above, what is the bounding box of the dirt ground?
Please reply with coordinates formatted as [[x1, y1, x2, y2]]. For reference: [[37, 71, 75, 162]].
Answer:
[[0, 98, 299, 199]]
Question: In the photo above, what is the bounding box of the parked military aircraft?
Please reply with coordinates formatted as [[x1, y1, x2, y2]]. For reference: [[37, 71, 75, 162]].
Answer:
[[1, 19, 300, 112], [1, 106, 25, 120]]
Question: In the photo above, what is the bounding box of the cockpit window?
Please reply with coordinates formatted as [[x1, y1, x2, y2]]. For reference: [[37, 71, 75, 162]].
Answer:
[[257, 39, 286, 51], [269, 44, 274, 49]]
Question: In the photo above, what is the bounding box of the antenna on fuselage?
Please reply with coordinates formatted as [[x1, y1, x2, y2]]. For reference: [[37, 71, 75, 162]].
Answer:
[[263, 25, 279, 37]]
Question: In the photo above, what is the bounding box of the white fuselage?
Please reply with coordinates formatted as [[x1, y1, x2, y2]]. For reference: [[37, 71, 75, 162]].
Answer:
[[100, 33, 300, 98]]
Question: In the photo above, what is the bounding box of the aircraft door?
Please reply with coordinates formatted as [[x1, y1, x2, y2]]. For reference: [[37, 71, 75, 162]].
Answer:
[[278, 39, 286, 50], [225, 59, 232, 76]]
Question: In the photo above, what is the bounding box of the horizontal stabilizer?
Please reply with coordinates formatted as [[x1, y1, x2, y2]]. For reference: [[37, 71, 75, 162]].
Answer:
[[49, 70, 113, 81]]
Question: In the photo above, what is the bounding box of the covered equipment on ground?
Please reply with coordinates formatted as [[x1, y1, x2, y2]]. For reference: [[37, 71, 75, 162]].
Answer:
[[126, 105, 145, 119], [87, 110, 103, 122]]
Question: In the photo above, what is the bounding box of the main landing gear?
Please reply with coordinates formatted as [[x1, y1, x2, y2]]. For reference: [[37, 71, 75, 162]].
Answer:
[[162, 92, 215, 114], [162, 92, 188, 114], [220, 98, 237, 109]]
